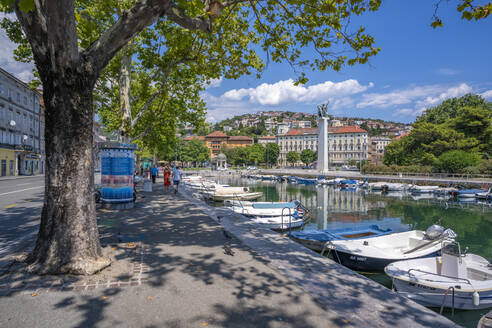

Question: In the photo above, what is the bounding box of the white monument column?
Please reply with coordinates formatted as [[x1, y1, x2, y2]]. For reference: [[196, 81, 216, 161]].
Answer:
[[317, 103, 329, 174]]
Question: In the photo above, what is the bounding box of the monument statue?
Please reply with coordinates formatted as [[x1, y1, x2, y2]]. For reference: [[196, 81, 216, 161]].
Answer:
[[317, 102, 329, 118]]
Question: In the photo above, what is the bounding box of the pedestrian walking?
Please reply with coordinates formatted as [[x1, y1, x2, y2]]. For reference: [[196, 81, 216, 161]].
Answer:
[[172, 166, 182, 194], [151, 165, 158, 184], [164, 165, 171, 193]]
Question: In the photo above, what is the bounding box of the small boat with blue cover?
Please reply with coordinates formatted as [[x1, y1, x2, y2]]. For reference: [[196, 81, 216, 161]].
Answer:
[[457, 189, 485, 198], [290, 224, 393, 252], [297, 177, 317, 185], [326, 225, 456, 272]]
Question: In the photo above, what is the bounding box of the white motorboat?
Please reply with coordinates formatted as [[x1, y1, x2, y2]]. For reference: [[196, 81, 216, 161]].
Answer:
[[251, 216, 305, 230], [476, 189, 492, 200], [228, 205, 303, 218], [325, 225, 456, 271], [385, 241, 492, 310], [204, 188, 263, 201], [409, 185, 440, 193], [367, 182, 388, 191], [224, 200, 301, 209]]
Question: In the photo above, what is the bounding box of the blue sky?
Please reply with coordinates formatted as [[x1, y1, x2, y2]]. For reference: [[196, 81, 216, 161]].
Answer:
[[203, 1, 492, 123], [1, 2, 490, 124]]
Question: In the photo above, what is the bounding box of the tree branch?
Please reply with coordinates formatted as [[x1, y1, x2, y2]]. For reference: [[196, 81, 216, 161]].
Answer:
[[15, 0, 79, 73], [82, 0, 211, 76]]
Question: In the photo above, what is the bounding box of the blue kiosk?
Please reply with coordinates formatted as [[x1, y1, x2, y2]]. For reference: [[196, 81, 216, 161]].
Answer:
[[99, 142, 138, 209]]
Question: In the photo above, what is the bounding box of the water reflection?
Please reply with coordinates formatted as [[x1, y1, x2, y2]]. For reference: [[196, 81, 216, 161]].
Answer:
[[218, 175, 492, 260], [213, 175, 491, 327]]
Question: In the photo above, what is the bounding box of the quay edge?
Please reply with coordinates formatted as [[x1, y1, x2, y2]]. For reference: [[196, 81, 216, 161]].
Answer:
[[180, 185, 461, 328]]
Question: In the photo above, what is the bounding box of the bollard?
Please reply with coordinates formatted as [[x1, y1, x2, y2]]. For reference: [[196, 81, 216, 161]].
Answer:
[[144, 179, 152, 192]]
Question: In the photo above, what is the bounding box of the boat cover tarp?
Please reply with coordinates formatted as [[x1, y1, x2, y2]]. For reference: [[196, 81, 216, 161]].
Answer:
[[290, 225, 392, 243], [252, 202, 297, 209]]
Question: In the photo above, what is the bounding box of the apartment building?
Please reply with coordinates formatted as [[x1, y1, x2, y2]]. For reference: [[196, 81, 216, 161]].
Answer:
[[327, 126, 368, 165], [275, 125, 368, 167], [277, 128, 318, 166], [257, 135, 276, 145], [0, 67, 43, 176], [191, 132, 254, 158], [368, 136, 392, 165]]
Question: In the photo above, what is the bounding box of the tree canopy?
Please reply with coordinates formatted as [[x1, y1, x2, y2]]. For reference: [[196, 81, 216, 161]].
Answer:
[[286, 151, 300, 166], [384, 94, 491, 171]]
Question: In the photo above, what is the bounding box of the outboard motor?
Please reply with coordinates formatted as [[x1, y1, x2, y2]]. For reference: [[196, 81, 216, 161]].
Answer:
[[425, 224, 457, 240], [425, 224, 444, 240]]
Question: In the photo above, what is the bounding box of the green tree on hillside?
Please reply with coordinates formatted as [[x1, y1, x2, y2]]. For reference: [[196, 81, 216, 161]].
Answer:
[[416, 94, 491, 125], [384, 94, 491, 170]]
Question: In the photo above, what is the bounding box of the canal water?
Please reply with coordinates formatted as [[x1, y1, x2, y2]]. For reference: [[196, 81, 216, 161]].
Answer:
[[213, 175, 492, 327]]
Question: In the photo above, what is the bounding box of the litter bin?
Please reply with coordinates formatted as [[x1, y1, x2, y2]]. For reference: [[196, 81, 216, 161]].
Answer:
[[144, 179, 152, 192]]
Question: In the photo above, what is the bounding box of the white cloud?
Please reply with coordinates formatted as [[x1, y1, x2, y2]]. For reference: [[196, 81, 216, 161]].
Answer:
[[436, 68, 459, 76], [480, 89, 492, 99], [393, 108, 415, 116], [222, 79, 373, 106], [205, 77, 223, 88], [357, 85, 445, 108], [357, 83, 472, 111], [0, 15, 35, 83], [415, 83, 472, 109]]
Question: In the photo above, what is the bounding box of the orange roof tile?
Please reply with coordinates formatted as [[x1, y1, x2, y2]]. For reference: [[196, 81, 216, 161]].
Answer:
[[258, 136, 276, 140], [184, 135, 205, 141], [329, 126, 367, 134], [285, 128, 318, 136], [206, 131, 227, 138], [228, 135, 253, 141]]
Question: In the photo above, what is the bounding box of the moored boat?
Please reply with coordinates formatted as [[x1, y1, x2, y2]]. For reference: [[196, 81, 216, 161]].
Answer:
[[385, 241, 492, 310], [457, 189, 485, 198], [297, 177, 317, 185], [251, 215, 305, 231], [409, 185, 440, 193], [290, 224, 393, 252], [203, 186, 263, 201], [325, 225, 457, 271]]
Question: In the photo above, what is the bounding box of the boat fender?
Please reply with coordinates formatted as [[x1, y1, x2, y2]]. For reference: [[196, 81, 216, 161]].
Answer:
[[473, 291, 480, 307]]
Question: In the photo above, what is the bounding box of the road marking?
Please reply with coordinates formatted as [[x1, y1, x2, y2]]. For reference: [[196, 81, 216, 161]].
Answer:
[[5, 204, 18, 208], [17, 183, 32, 186], [0, 186, 43, 196]]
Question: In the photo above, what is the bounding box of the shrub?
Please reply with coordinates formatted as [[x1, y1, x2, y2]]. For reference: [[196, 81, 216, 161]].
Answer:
[[478, 159, 492, 174], [434, 150, 481, 173]]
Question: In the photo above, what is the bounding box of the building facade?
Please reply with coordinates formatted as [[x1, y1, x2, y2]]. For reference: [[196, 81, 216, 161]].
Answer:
[[0, 67, 43, 176], [275, 126, 368, 167], [326, 126, 368, 166], [199, 132, 254, 158], [257, 135, 276, 145], [368, 136, 392, 165], [277, 128, 318, 166]]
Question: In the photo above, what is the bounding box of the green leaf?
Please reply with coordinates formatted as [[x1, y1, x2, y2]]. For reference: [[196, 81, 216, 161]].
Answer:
[[18, 0, 34, 12]]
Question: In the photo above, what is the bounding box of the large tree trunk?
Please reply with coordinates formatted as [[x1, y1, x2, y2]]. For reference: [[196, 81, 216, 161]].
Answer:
[[13, 0, 210, 276], [26, 71, 110, 275]]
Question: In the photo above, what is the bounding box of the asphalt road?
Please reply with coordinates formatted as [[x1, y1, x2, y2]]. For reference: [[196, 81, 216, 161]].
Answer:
[[0, 175, 45, 267]]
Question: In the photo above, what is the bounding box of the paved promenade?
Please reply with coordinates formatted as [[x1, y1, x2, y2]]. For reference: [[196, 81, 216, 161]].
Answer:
[[0, 180, 458, 327]]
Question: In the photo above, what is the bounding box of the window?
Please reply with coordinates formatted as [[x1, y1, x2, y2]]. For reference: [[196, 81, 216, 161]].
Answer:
[[8, 88, 12, 98], [8, 109, 13, 121], [0, 82, 3, 95], [16, 92, 20, 102], [24, 96, 27, 105]]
